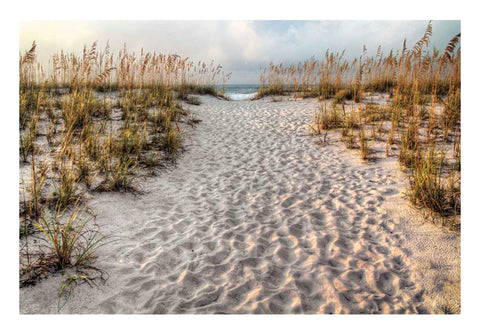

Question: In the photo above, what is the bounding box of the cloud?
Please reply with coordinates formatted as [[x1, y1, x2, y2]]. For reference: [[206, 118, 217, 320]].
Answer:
[[226, 21, 262, 60]]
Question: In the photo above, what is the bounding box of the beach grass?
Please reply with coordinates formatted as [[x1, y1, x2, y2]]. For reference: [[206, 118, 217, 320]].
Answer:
[[262, 22, 461, 220], [19, 41, 229, 284]]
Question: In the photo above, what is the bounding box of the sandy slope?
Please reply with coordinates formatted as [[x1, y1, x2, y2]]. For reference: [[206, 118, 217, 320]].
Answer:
[[19, 95, 460, 314]]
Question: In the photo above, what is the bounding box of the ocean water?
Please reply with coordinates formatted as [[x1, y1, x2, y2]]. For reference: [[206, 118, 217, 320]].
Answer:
[[218, 84, 260, 100]]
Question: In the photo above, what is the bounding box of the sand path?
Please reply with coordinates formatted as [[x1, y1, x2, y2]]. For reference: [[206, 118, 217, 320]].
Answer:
[[20, 96, 460, 314]]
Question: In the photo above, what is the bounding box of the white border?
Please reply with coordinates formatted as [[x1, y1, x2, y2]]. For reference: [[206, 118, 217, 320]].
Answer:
[[3, 1, 478, 330]]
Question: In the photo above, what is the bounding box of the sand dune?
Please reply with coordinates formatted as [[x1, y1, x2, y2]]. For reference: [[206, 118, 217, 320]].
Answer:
[[20, 96, 460, 314]]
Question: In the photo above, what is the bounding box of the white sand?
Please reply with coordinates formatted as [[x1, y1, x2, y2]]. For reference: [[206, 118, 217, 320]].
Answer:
[[19, 95, 460, 314]]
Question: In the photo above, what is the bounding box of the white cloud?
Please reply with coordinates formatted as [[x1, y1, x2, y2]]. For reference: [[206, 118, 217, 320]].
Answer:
[[227, 21, 262, 60]]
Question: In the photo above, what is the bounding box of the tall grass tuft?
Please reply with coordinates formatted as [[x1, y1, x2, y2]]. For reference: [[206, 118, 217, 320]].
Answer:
[[408, 146, 460, 216], [33, 208, 106, 269], [358, 125, 371, 160]]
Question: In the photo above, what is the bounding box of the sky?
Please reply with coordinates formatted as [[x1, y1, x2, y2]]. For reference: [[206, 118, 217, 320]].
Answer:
[[19, 20, 461, 84]]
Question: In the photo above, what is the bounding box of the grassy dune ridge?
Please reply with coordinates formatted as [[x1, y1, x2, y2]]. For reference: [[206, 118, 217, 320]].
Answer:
[[259, 22, 460, 221], [19, 41, 230, 287]]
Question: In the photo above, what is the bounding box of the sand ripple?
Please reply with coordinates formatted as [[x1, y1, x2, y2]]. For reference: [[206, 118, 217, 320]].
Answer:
[[20, 96, 449, 314]]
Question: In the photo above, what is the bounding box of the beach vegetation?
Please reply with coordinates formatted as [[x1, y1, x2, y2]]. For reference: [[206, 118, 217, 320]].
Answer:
[[283, 21, 461, 220], [19, 40, 229, 285]]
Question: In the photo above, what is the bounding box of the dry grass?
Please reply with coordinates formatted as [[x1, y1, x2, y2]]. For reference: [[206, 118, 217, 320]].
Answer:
[[19, 41, 229, 286], [295, 22, 461, 220], [408, 146, 460, 217]]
